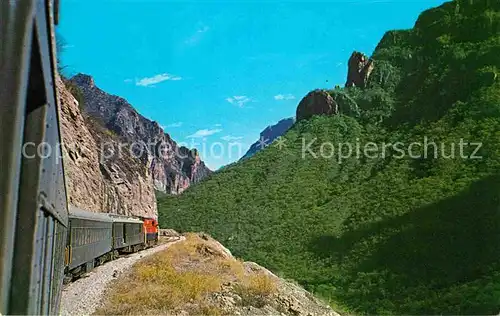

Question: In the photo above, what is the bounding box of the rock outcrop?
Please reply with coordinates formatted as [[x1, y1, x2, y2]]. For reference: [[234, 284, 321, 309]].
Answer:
[[292, 51, 375, 122], [70, 73, 211, 195], [97, 233, 339, 316], [345, 51, 374, 88], [296, 90, 338, 121], [206, 237, 340, 316], [241, 117, 295, 160], [58, 76, 157, 218]]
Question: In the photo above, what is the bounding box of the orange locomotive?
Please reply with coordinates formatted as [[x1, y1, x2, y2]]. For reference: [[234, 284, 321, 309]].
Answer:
[[143, 218, 159, 246]]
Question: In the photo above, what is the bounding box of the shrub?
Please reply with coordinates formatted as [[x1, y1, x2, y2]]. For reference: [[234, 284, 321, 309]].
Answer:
[[234, 273, 276, 308], [63, 79, 85, 110]]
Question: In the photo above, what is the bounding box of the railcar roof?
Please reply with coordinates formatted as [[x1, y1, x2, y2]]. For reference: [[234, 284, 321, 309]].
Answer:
[[108, 215, 144, 224], [68, 205, 113, 222]]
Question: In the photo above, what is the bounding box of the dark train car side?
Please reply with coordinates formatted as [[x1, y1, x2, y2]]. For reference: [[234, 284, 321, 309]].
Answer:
[[64, 207, 158, 282], [0, 1, 69, 314], [111, 216, 145, 253], [65, 206, 113, 280]]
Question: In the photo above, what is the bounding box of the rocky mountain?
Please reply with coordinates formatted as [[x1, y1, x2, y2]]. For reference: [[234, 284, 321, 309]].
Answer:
[[58, 76, 157, 218], [70, 74, 211, 195], [241, 117, 295, 160], [242, 50, 373, 159], [345, 51, 374, 88], [243, 50, 373, 158]]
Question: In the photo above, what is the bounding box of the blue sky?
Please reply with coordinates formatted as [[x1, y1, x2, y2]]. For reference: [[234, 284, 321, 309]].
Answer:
[[58, 0, 447, 170]]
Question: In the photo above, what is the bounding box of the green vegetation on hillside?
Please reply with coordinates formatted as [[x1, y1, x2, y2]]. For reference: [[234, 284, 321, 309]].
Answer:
[[159, 1, 500, 314]]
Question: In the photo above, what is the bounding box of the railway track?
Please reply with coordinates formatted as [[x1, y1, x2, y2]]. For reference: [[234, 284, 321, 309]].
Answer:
[[60, 237, 185, 316], [63, 234, 182, 285]]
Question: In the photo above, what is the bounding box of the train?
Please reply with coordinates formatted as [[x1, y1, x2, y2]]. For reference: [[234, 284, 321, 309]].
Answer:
[[65, 206, 159, 282], [0, 1, 161, 314], [1, 0, 69, 314]]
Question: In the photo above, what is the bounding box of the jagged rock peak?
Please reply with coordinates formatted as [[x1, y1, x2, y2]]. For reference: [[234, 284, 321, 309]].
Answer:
[[262, 118, 296, 135], [69, 72, 212, 195], [71, 73, 95, 88], [296, 90, 338, 121], [241, 117, 295, 160], [345, 51, 375, 89], [57, 76, 157, 218]]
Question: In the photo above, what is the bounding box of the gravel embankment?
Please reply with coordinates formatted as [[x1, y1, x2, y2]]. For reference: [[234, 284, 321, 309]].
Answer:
[[60, 237, 184, 316]]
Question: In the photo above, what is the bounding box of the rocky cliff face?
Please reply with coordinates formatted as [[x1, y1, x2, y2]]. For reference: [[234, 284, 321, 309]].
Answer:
[[241, 117, 295, 160], [58, 76, 157, 218], [70, 73, 211, 195], [296, 89, 338, 121], [296, 51, 374, 121], [242, 52, 375, 153], [345, 51, 374, 88]]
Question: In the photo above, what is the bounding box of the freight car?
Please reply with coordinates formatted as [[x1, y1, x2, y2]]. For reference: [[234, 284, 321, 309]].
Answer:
[[64, 206, 159, 282]]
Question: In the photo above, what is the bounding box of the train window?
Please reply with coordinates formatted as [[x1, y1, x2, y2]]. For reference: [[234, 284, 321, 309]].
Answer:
[[122, 224, 126, 243]]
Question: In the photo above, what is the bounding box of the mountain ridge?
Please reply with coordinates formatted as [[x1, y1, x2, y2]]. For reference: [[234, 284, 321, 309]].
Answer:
[[241, 117, 295, 160], [158, 1, 500, 314], [58, 76, 157, 218], [71, 73, 211, 195]]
